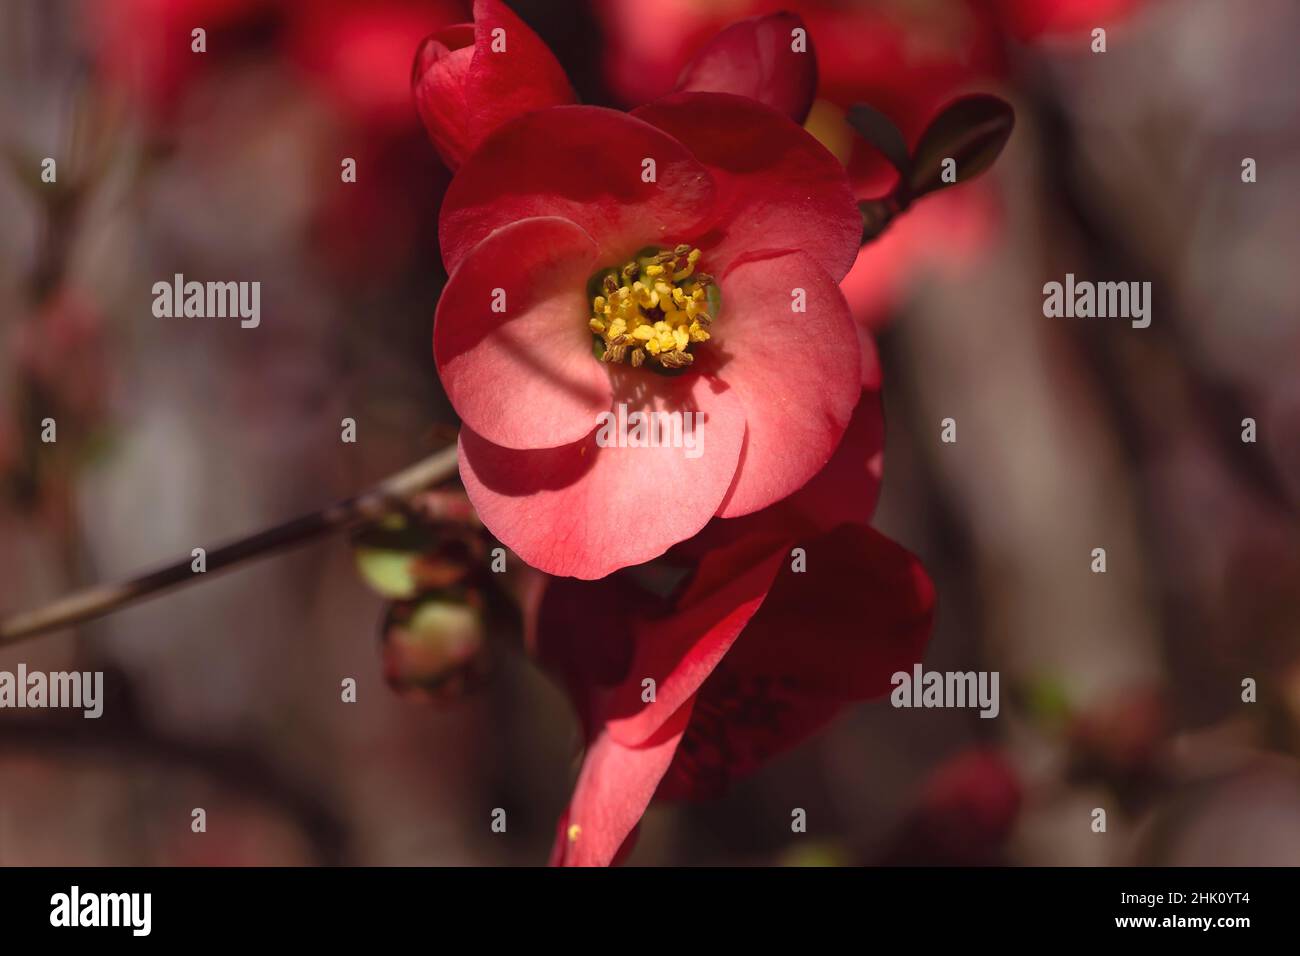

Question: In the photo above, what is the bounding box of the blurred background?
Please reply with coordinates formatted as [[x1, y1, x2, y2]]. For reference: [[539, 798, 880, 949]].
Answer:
[[1, 0, 1298, 865]]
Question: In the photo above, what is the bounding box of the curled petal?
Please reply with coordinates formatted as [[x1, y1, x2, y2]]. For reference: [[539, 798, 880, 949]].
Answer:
[[413, 0, 575, 169]]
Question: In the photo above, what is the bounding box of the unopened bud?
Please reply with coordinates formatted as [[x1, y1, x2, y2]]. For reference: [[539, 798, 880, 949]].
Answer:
[[381, 593, 486, 701]]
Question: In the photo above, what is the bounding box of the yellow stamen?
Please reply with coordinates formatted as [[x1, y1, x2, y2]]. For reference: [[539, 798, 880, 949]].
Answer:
[[588, 245, 714, 370]]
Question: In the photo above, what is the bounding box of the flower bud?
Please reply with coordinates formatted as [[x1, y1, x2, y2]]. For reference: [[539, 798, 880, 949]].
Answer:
[[381, 593, 487, 701], [412, 0, 574, 169], [1068, 684, 1167, 777], [880, 747, 1021, 865]]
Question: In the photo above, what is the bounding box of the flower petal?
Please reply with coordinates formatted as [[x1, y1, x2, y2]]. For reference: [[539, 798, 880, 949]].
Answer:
[[671, 334, 883, 559], [708, 250, 861, 519], [439, 106, 716, 275], [779, 375, 885, 532], [659, 523, 935, 799], [675, 13, 818, 124], [724, 524, 936, 700], [413, 0, 576, 170], [672, 383, 884, 560], [549, 811, 640, 867], [412, 26, 477, 168], [634, 92, 860, 282], [659, 681, 840, 801], [457, 369, 746, 579], [551, 702, 694, 867], [434, 217, 610, 450], [603, 541, 785, 747], [534, 573, 649, 738]]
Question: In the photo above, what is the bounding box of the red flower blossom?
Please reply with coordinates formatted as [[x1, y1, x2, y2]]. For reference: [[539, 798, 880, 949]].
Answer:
[[526, 316, 929, 865], [86, 0, 273, 121], [996, 0, 1144, 41], [289, 0, 471, 133], [433, 67, 863, 577], [538, 522, 936, 866], [411, 0, 576, 169], [84, 1, 473, 281]]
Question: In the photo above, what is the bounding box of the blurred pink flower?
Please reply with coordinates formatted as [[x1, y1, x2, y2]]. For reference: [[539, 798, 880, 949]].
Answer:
[[880, 746, 1022, 864], [87, 0, 470, 131], [16, 289, 113, 427], [288, 0, 470, 133]]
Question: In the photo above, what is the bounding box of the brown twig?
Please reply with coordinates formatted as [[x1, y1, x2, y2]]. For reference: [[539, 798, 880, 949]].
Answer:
[[0, 444, 460, 646]]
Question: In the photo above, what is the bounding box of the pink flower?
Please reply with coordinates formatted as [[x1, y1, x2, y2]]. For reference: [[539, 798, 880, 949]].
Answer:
[[879, 747, 1022, 865], [531, 325, 926, 865], [538, 520, 936, 866], [434, 86, 862, 577], [288, 0, 471, 133], [86, 0, 471, 131]]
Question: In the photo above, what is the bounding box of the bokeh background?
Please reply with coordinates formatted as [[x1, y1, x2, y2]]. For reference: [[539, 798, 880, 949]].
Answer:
[[2, 0, 1299, 865]]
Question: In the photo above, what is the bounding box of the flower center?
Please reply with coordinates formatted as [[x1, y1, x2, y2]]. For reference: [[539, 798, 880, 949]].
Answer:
[[588, 244, 715, 370]]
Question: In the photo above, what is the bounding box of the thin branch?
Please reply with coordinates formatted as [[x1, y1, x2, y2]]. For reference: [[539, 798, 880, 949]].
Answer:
[[0, 444, 460, 646]]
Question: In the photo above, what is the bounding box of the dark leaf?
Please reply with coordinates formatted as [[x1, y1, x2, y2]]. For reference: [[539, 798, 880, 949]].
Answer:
[[908, 94, 1014, 197]]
